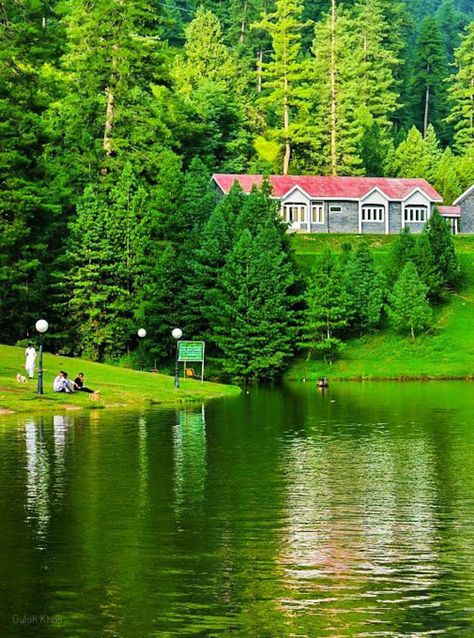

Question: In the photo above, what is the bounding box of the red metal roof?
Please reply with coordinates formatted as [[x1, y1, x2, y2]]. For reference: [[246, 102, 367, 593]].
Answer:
[[438, 205, 461, 217], [213, 174, 443, 202]]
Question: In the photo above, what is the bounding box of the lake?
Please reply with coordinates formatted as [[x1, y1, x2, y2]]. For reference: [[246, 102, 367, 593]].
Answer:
[[1, 382, 474, 637]]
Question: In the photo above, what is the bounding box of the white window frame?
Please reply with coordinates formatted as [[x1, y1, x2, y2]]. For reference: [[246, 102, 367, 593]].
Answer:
[[447, 217, 459, 235], [283, 203, 307, 224], [311, 202, 325, 224], [361, 205, 385, 223], [404, 205, 427, 223]]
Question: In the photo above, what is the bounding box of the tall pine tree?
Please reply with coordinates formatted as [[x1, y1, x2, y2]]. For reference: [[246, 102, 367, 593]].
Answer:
[[447, 23, 474, 153], [253, 0, 309, 174]]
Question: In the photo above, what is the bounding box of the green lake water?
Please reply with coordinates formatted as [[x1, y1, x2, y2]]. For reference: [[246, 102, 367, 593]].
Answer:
[[1, 382, 474, 637]]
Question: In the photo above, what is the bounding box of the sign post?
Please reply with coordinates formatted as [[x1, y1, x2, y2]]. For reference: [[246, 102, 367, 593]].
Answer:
[[178, 341, 205, 383]]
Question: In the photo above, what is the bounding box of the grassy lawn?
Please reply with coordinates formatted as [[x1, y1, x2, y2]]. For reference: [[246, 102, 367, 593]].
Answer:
[[288, 235, 474, 381], [0, 345, 240, 414]]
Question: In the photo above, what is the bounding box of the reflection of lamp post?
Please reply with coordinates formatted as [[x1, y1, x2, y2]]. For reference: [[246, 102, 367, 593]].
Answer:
[[172, 328, 182, 388], [35, 319, 48, 395], [137, 328, 146, 371]]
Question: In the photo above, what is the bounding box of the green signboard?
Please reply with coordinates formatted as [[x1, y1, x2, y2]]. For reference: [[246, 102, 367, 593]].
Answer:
[[178, 341, 205, 362]]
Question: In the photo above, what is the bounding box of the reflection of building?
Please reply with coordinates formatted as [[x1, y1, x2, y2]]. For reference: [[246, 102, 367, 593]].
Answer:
[[278, 435, 440, 629], [173, 406, 207, 518], [25, 419, 50, 543]]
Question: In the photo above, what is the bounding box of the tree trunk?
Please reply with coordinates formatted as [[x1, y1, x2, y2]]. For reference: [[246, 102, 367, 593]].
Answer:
[[103, 44, 119, 157], [470, 77, 473, 136], [411, 325, 415, 340], [283, 83, 291, 175], [423, 63, 430, 137], [257, 46, 263, 93], [239, 1, 248, 44], [330, 0, 337, 175]]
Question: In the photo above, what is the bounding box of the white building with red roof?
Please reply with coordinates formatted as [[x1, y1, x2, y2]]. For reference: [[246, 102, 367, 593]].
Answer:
[[213, 174, 462, 235]]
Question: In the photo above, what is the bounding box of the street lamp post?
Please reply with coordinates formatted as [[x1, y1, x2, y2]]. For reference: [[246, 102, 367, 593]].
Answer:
[[35, 319, 48, 395], [137, 328, 147, 371], [172, 328, 182, 388]]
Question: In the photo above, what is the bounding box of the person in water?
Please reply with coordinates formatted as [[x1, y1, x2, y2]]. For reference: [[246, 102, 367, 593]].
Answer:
[[73, 373, 95, 394]]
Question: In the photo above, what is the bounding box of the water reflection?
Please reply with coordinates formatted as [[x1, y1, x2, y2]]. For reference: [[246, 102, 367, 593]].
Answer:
[[277, 411, 452, 634], [25, 418, 50, 547], [138, 415, 148, 512], [0, 383, 473, 637], [173, 405, 207, 520]]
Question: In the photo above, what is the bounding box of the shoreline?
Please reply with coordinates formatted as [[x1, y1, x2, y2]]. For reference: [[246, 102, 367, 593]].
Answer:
[[0, 345, 240, 416], [0, 392, 239, 416], [286, 374, 474, 382]]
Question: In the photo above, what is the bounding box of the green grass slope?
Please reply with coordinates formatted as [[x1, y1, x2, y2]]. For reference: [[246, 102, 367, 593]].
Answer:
[[288, 235, 474, 380], [0, 345, 240, 414]]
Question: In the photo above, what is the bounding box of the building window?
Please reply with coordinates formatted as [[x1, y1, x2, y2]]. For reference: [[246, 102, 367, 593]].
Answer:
[[311, 202, 324, 224], [329, 205, 342, 213], [404, 206, 427, 222], [283, 204, 307, 223], [362, 205, 385, 222]]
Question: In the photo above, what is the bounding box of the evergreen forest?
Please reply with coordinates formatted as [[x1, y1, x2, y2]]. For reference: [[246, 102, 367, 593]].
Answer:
[[1, 0, 473, 378]]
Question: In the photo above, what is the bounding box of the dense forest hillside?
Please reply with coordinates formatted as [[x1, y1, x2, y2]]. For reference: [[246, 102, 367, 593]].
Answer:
[[1, 0, 473, 375]]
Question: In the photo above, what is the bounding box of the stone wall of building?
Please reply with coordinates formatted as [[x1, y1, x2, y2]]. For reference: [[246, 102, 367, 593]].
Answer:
[[326, 201, 359, 233], [460, 192, 474, 234], [389, 202, 402, 234]]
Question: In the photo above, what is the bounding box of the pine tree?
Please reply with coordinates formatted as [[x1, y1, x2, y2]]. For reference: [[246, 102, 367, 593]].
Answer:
[[211, 225, 298, 380], [385, 227, 417, 285], [447, 23, 474, 153], [433, 147, 462, 205], [302, 249, 349, 362], [172, 7, 240, 95], [47, 0, 170, 188], [253, 0, 310, 174], [171, 8, 251, 170], [353, 0, 400, 127], [414, 233, 443, 300], [345, 243, 385, 332], [135, 243, 182, 365], [407, 16, 450, 141], [309, 2, 363, 175], [456, 147, 474, 192], [424, 208, 459, 288], [0, 0, 65, 343], [390, 125, 440, 181], [387, 261, 432, 339], [168, 158, 218, 243], [187, 183, 247, 338], [67, 165, 147, 360], [436, 0, 468, 63]]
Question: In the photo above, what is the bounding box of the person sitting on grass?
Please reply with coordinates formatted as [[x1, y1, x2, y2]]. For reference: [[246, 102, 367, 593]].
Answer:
[[53, 371, 75, 393], [73, 373, 96, 394], [53, 371, 69, 393]]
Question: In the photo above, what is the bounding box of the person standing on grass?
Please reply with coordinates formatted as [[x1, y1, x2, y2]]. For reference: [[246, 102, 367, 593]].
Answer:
[[24, 343, 37, 379]]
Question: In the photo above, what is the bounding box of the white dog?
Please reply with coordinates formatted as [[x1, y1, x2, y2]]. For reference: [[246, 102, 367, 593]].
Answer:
[[16, 373, 27, 383]]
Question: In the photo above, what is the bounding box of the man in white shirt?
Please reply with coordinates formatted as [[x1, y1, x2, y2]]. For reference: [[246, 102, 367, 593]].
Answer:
[[53, 371, 74, 393], [24, 343, 37, 379]]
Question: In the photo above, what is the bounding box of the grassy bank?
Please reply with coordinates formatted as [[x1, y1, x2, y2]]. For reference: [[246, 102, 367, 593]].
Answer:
[[0, 345, 240, 414], [287, 235, 474, 381]]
